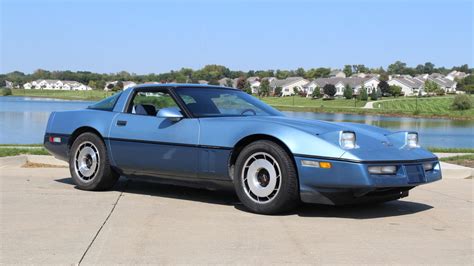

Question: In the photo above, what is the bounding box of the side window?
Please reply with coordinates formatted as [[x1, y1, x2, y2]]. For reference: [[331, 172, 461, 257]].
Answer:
[[211, 93, 265, 115], [88, 92, 122, 111], [129, 90, 179, 116]]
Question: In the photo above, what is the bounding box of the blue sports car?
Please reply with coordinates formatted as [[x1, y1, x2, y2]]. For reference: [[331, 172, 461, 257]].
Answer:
[[44, 84, 441, 214]]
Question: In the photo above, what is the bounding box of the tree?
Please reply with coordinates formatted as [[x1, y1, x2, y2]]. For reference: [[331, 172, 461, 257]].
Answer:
[[387, 61, 407, 74], [106, 83, 115, 90], [88, 80, 98, 90], [462, 84, 474, 94], [423, 62, 435, 74], [311, 87, 321, 99], [236, 77, 246, 90], [424, 80, 440, 94], [359, 87, 368, 101], [378, 80, 390, 96], [343, 84, 353, 99], [113, 81, 124, 91], [323, 84, 336, 97], [352, 64, 368, 73], [370, 88, 379, 100], [226, 79, 233, 88], [274, 86, 282, 97], [390, 85, 402, 97], [259, 79, 270, 96], [343, 65, 353, 77], [295, 67, 305, 77], [243, 81, 252, 94]]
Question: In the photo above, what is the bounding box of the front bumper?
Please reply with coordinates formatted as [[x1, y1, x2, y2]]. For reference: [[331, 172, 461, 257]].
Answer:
[[295, 156, 442, 205]]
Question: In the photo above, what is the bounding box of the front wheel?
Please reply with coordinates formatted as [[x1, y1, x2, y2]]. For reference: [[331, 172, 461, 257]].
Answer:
[[69, 132, 119, 190], [234, 140, 299, 214]]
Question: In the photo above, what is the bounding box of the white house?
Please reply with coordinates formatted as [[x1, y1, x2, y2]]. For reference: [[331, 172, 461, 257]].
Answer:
[[387, 76, 424, 96], [23, 79, 92, 90], [329, 69, 346, 78], [446, 70, 469, 81], [306, 77, 380, 97], [246, 77, 261, 94], [270, 77, 309, 96], [414, 74, 457, 93]]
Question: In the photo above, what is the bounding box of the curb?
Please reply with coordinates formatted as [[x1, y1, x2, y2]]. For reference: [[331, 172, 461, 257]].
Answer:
[[0, 155, 67, 168]]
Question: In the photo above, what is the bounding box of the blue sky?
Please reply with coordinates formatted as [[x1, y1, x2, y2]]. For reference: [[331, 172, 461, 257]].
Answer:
[[1, 0, 472, 74]]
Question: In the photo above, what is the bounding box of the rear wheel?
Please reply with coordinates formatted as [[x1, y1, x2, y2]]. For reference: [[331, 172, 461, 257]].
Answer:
[[234, 140, 299, 214], [69, 132, 119, 190]]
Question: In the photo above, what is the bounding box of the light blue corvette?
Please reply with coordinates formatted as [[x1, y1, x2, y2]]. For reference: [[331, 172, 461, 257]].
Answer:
[[44, 84, 441, 214]]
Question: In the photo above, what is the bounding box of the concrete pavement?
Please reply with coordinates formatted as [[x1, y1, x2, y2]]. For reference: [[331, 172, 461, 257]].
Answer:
[[1, 163, 473, 264]]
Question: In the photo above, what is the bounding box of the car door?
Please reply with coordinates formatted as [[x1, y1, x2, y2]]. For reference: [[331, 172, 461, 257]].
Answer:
[[108, 88, 199, 179]]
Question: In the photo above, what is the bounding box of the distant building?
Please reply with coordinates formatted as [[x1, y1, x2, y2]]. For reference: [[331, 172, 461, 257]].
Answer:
[[23, 79, 92, 90], [387, 76, 424, 96], [304, 77, 380, 97], [414, 74, 457, 93], [104, 81, 137, 91], [446, 70, 469, 81], [329, 69, 346, 78], [270, 77, 309, 96]]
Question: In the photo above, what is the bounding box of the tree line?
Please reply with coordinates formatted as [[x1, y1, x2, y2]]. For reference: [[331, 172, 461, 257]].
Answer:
[[0, 62, 471, 90]]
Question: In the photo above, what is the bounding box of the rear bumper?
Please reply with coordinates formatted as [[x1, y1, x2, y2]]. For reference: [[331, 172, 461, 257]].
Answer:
[[295, 156, 441, 205], [43, 133, 70, 161]]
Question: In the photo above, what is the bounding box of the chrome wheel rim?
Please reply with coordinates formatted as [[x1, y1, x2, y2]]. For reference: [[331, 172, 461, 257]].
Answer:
[[241, 152, 281, 204], [74, 141, 100, 182]]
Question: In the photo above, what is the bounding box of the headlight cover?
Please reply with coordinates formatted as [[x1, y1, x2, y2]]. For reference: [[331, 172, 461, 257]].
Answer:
[[406, 132, 419, 148], [340, 131, 357, 149]]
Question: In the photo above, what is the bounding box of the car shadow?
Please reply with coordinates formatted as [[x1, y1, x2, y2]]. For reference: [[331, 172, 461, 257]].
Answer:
[[55, 177, 433, 219]]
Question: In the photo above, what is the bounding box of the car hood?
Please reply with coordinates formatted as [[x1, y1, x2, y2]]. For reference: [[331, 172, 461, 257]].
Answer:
[[248, 116, 437, 162]]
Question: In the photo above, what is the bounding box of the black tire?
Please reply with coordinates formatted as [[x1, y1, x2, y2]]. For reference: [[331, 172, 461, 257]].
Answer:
[[69, 132, 119, 190], [234, 140, 299, 214]]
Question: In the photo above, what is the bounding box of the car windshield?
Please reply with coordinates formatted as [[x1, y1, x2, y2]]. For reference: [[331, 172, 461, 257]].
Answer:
[[176, 87, 282, 117]]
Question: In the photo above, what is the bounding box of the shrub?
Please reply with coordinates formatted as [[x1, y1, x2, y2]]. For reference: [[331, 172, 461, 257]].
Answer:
[[273, 86, 282, 97], [323, 84, 336, 97], [359, 87, 368, 101], [0, 88, 12, 96], [451, 94, 472, 110], [390, 85, 402, 97], [370, 88, 379, 100], [311, 87, 321, 99], [343, 85, 353, 99], [435, 88, 445, 96]]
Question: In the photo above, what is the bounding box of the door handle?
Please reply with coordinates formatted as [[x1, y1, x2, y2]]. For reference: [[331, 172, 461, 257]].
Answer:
[[116, 120, 127, 126]]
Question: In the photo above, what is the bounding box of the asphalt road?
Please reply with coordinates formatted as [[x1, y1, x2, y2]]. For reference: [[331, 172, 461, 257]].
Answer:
[[1, 166, 472, 265]]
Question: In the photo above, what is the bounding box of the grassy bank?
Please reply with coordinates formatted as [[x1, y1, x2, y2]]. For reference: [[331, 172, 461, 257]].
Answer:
[[9, 88, 111, 101], [377, 96, 474, 119], [0, 147, 49, 157], [263, 95, 473, 120], [440, 154, 474, 168]]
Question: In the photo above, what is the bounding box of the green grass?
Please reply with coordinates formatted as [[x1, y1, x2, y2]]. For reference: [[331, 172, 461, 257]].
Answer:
[[0, 147, 50, 157], [9, 89, 111, 101], [0, 143, 43, 147], [427, 147, 474, 153], [440, 154, 474, 168], [377, 96, 474, 119], [262, 96, 367, 108]]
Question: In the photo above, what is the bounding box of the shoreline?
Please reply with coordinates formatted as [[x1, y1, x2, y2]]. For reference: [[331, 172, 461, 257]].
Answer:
[[274, 105, 474, 121], [3, 93, 473, 121]]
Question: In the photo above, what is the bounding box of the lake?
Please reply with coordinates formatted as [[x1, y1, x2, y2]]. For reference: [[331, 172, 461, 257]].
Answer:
[[1, 96, 473, 148]]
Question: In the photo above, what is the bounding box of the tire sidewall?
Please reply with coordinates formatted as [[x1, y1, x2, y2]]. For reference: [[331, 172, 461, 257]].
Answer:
[[69, 133, 108, 190], [234, 140, 299, 214]]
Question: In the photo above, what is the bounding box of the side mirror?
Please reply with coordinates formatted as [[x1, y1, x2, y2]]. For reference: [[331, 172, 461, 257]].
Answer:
[[156, 107, 183, 122]]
